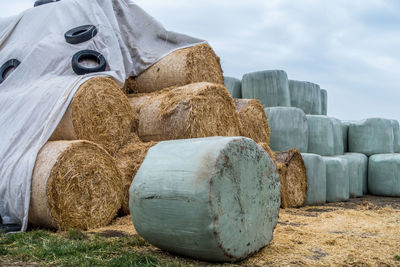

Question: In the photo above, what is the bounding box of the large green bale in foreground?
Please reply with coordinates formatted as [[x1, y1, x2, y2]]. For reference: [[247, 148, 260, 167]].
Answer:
[[339, 154, 365, 197], [320, 89, 327, 115], [301, 153, 326, 205], [391, 120, 400, 153], [289, 80, 321, 115], [129, 137, 281, 262], [322, 156, 350, 202], [224, 76, 242, 98], [345, 153, 368, 195], [368, 154, 400, 197], [348, 118, 394, 156], [341, 121, 351, 153], [242, 70, 290, 107], [265, 107, 308, 152], [307, 115, 344, 156]]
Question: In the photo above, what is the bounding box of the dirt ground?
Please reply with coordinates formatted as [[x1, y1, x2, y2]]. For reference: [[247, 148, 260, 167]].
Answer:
[[91, 196, 400, 267]]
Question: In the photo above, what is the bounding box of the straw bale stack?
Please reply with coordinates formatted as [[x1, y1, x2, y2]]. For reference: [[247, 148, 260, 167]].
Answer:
[[29, 141, 123, 230], [274, 148, 307, 208], [50, 77, 134, 155], [234, 99, 270, 144], [123, 43, 224, 93], [128, 82, 241, 142]]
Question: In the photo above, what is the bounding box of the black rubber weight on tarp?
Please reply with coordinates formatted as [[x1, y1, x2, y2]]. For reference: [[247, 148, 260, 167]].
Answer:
[[65, 25, 98, 45], [72, 50, 107, 75], [0, 59, 20, 84], [34, 0, 60, 7]]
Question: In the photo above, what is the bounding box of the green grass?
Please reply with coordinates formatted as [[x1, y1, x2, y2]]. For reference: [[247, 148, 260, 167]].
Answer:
[[0, 229, 186, 267], [394, 255, 400, 261]]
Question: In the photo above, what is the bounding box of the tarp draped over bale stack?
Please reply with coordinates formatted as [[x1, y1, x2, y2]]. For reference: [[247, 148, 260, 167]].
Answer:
[[322, 156, 350, 202], [391, 120, 400, 153], [348, 118, 394, 156], [341, 121, 352, 153], [288, 80, 321, 115], [29, 141, 123, 230], [307, 115, 344, 156], [50, 77, 134, 155], [368, 154, 400, 197], [242, 70, 291, 107], [128, 82, 241, 141], [123, 43, 224, 94], [339, 154, 364, 197], [233, 99, 270, 144], [344, 153, 368, 195], [130, 137, 280, 262], [224, 76, 242, 98], [274, 149, 307, 208], [320, 89, 328, 115], [264, 107, 308, 152], [301, 153, 326, 205]]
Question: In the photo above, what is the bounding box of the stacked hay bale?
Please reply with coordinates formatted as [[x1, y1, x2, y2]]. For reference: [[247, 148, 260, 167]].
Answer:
[[320, 89, 328, 115], [301, 153, 326, 205], [224, 76, 242, 98], [341, 120, 352, 153], [288, 80, 321, 115], [391, 120, 400, 153], [368, 154, 400, 196]]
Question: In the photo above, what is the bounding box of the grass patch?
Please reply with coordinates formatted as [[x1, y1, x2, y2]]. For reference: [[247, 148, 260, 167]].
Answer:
[[395, 255, 400, 261], [0, 230, 185, 267]]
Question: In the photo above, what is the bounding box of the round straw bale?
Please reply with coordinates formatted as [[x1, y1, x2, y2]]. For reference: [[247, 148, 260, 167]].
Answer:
[[368, 154, 400, 197], [322, 156, 350, 202], [130, 137, 280, 262], [29, 140, 123, 230], [301, 153, 326, 205], [124, 43, 224, 93], [391, 120, 400, 153], [234, 98, 270, 144], [224, 76, 242, 98], [320, 89, 328, 115], [258, 142, 276, 164], [274, 149, 307, 208], [288, 80, 321, 115], [128, 82, 241, 142], [50, 77, 134, 155]]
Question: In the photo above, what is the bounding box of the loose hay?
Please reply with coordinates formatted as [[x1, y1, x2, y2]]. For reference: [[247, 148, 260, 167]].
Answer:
[[29, 141, 123, 230], [274, 148, 307, 208], [128, 82, 241, 142], [50, 77, 134, 155], [234, 99, 270, 144], [123, 43, 224, 93]]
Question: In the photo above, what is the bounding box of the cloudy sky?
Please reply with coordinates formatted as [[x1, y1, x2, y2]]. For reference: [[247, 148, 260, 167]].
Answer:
[[1, 0, 399, 121]]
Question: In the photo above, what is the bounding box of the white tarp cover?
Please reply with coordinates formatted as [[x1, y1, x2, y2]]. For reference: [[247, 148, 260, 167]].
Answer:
[[0, 0, 204, 231]]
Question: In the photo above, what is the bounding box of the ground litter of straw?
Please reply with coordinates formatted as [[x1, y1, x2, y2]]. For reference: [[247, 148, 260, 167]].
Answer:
[[90, 196, 400, 266]]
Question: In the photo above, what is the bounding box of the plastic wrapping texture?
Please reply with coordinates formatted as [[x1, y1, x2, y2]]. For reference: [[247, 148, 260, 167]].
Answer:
[[348, 118, 394, 156], [301, 153, 326, 205], [129, 137, 281, 262], [345, 153, 368, 195], [322, 156, 350, 202], [224, 76, 242, 98], [341, 121, 352, 153], [307, 115, 344, 156], [391, 120, 400, 153], [242, 70, 290, 108], [320, 89, 328, 115], [368, 154, 400, 197], [264, 107, 308, 152], [288, 80, 321, 115], [339, 154, 364, 197]]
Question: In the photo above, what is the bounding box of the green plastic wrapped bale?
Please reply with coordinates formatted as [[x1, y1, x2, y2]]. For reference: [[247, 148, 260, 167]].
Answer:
[[264, 107, 308, 152], [242, 70, 290, 107], [307, 115, 344, 156], [341, 121, 352, 153], [368, 154, 400, 197], [289, 80, 321, 115], [320, 89, 327, 115], [348, 118, 394, 156], [339, 154, 365, 197], [224, 76, 242, 98], [322, 156, 350, 202], [345, 153, 368, 195], [129, 137, 280, 262], [301, 153, 326, 205], [391, 120, 400, 153]]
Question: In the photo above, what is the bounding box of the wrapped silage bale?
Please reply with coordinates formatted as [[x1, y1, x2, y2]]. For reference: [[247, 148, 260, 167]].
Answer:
[[320, 89, 327, 115], [391, 120, 400, 153], [242, 70, 290, 107], [264, 107, 308, 152], [129, 137, 280, 262], [288, 80, 321, 115], [339, 154, 364, 197], [348, 118, 394, 156], [345, 153, 368, 195], [301, 153, 326, 205], [368, 154, 400, 197], [341, 120, 352, 153], [224, 76, 242, 98], [307, 115, 344, 156], [322, 156, 350, 202]]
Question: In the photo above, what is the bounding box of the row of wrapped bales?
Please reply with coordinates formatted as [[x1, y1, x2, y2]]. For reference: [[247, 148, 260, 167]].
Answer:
[[301, 153, 326, 205], [264, 107, 308, 152], [368, 154, 400, 197], [320, 89, 328, 115], [288, 80, 321, 115], [224, 76, 242, 98], [129, 137, 281, 262]]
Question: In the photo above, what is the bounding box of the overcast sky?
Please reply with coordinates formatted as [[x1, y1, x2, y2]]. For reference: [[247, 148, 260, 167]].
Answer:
[[1, 0, 399, 121]]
